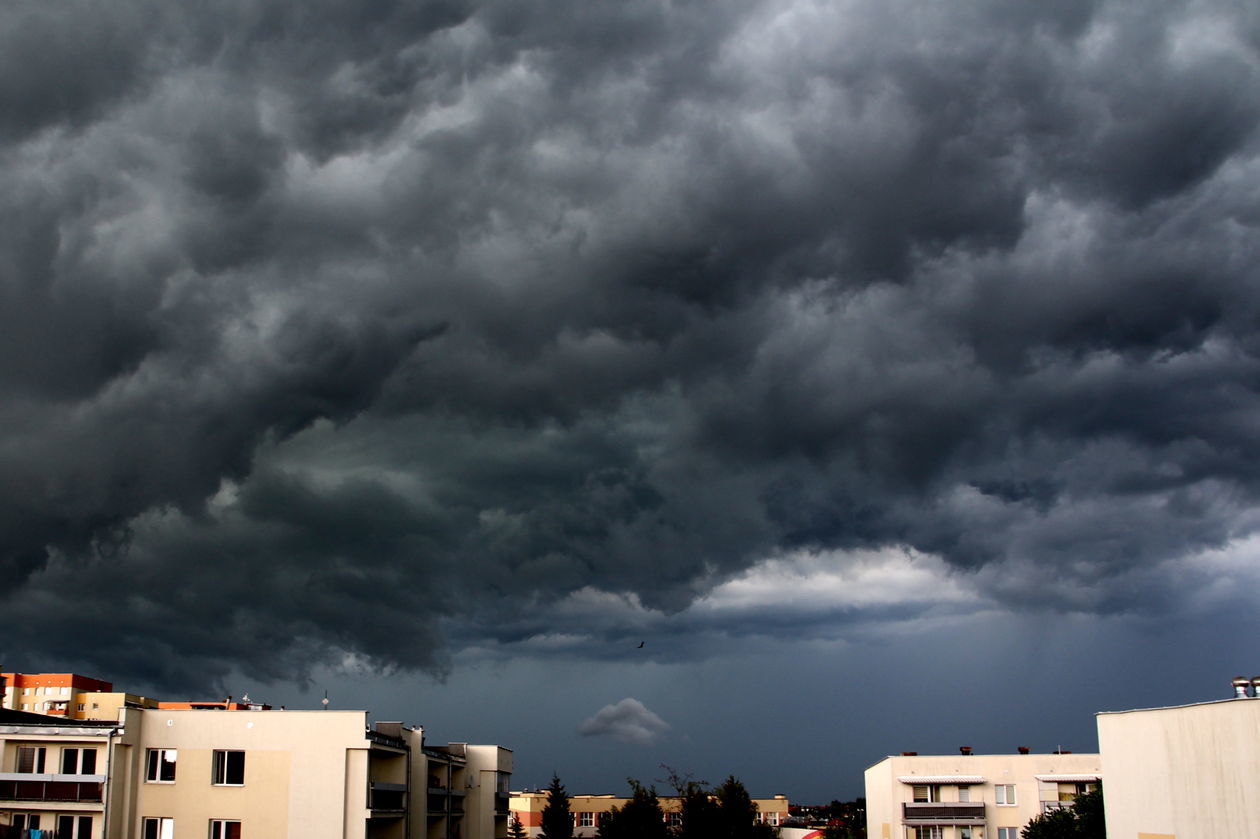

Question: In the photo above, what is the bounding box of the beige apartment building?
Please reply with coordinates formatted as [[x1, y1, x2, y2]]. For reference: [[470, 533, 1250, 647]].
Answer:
[[865, 750, 1101, 839], [2, 706, 511, 839], [1097, 691, 1260, 839], [509, 790, 791, 837]]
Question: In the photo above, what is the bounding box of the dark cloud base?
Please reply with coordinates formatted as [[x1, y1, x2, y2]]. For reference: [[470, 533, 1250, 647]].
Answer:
[[2, 0, 1259, 690]]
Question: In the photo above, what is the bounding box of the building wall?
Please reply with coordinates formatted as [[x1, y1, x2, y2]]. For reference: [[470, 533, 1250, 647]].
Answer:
[[864, 752, 1102, 839], [1097, 697, 1260, 839], [121, 708, 372, 839], [0, 716, 121, 839]]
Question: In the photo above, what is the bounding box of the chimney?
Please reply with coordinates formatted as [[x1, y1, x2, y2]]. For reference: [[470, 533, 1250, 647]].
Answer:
[[1250, 677, 1260, 698], [902, 752, 918, 756], [1232, 676, 1250, 699], [960, 746, 972, 756], [1017, 746, 1030, 755]]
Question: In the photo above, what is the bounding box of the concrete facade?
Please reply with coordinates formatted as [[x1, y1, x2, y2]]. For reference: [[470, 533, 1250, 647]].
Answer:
[[864, 752, 1102, 839], [1097, 696, 1260, 839], [1, 707, 511, 839]]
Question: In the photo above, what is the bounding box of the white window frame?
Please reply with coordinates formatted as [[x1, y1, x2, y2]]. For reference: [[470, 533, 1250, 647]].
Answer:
[[143, 817, 175, 839], [146, 749, 178, 783], [56, 814, 94, 839], [210, 818, 242, 839], [212, 750, 246, 786], [997, 828, 1019, 839], [577, 812, 594, 827], [17, 746, 47, 774], [912, 785, 940, 803], [996, 784, 1016, 806]]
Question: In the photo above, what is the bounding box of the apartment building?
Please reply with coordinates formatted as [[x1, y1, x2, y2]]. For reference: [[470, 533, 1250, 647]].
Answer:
[[1097, 686, 1260, 839], [2, 672, 163, 723], [2, 706, 511, 839], [864, 750, 1101, 839], [509, 790, 791, 837], [0, 708, 120, 839]]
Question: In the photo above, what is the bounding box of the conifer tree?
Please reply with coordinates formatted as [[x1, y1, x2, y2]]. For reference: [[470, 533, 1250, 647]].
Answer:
[[540, 774, 574, 839]]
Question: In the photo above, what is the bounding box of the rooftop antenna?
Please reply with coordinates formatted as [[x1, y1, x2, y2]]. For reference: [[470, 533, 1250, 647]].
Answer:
[[322, 690, 330, 711]]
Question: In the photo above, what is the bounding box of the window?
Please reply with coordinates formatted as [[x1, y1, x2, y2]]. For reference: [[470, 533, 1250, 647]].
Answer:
[[92, 702, 100, 710], [23, 687, 31, 696], [912, 785, 940, 803], [146, 749, 178, 782], [957, 786, 970, 802], [213, 750, 246, 785], [665, 812, 682, 827], [78, 703, 86, 711], [958, 829, 973, 839], [143, 817, 175, 839], [577, 812, 594, 827], [210, 819, 242, 839], [913, 828, 942, 839], [996, 784, 1016, 805], [997, 828, 1019, 839], [62, 748, 98, 774], [12, 815, 41, 831], [17, 746, 46, 773], [57, 815, 94, 839]]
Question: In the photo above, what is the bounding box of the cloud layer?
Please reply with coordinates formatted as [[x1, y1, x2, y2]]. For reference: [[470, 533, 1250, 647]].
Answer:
[[1, 0, 1259, 688], [578, 698, 670, 746]]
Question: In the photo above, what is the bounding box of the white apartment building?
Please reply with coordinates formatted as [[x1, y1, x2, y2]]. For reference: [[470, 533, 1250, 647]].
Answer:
[[865, 750, 1101, 839], [1097, 687, 1260, 839], [1, 706, 511, 839]]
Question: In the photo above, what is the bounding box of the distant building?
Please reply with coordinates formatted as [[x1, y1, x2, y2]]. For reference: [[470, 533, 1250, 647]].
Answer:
[[2, 673, 120, 719], [1097, 683, 1260, 839], [1, 706, 511, 839], [509, 790, 790, 837], [864, 750, 1101, 839]]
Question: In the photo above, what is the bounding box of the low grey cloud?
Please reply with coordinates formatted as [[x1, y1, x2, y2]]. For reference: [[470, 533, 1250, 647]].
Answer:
[[1, 0, 1259, 691], [578, 698, 670, 747]]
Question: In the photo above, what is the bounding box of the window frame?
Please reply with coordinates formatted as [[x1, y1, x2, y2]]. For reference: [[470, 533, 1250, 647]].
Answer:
[[995, 784, 1017, 806], [210, 818, 242, 839], [212, 749, 246, 786], [146, 748, 178, 783], [912, 784, 940, 803], [143, 817, 175, 839], [17, 746, 47, 774]]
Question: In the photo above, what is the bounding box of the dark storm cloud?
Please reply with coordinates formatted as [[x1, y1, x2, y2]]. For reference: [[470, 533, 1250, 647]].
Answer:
[[2, 0, 1260, 689]]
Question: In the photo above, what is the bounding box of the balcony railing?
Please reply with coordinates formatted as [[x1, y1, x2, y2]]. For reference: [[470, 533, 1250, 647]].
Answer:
[[369, 782, 407, 812], [495, 792, 511, 814], [0, 778, 104, 804], [902, 802, 985, 822]]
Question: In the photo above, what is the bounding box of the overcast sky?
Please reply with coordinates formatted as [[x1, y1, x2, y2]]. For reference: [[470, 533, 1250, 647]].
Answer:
[[3, 0, 1260, 803]]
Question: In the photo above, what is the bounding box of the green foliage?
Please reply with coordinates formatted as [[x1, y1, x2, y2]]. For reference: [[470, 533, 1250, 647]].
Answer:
[[822, 797, 866, 839], [598, 779, 669, 839], [541, 774, 574, 839], [1021, 785, 1104, 839], [508, 816, 529, 839]]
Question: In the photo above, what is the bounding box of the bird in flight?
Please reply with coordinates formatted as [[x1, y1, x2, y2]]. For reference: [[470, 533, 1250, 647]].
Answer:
[[637, 641, 645, 648]]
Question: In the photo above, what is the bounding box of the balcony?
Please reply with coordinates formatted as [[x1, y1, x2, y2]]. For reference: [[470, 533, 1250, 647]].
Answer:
[[494, 793, 511, 814], [0, 775, 104, 804], [369, 782, 407, 813], [902, 802, 985, 823]]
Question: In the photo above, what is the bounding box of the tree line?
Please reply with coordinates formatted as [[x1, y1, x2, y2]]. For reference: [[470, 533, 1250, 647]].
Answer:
[[516, 771, 779, 839]]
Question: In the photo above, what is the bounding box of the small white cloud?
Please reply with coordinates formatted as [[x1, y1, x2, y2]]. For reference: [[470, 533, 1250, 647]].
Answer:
[[578, 697, 670, 746]]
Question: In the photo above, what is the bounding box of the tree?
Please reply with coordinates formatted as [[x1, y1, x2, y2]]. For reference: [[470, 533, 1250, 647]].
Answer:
[[540, 774, 574, 839], [508, 817, 529, 839], [598, 779, 669, 839], [1021, 785, 1104, 839], [822, 797, 866, 839], [714, 776, 776, 839]]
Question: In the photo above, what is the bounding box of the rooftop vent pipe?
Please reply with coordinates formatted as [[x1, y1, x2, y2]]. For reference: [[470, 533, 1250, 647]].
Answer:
[[1232, 676, 1251, 698], [1017, 746, 1030, 754]]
